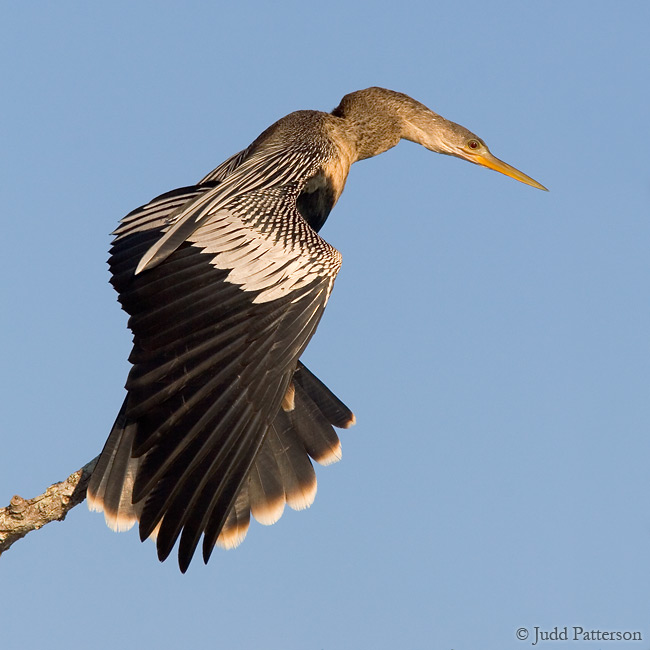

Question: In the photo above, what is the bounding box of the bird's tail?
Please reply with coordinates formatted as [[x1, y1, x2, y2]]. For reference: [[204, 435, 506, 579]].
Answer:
[[87, 363, 355, 550], [87, 397, 143, 532]]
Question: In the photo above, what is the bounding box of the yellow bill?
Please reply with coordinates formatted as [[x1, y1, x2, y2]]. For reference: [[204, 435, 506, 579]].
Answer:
[[471, 150, 548, 191]]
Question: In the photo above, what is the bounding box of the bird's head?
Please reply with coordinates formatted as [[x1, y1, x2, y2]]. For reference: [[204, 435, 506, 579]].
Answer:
[[400, 97, 548, 191], [335, 87, 547, 191]]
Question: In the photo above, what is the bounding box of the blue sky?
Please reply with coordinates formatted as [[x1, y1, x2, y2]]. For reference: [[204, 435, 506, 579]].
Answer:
[[2, 2, 649, 649]]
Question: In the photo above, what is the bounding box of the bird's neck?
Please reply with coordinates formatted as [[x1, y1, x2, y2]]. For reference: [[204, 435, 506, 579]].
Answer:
[[331, 87, 446, 161]]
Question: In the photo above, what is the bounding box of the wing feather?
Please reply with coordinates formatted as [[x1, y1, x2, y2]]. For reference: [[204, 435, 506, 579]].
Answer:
[[135, 146, 320, 274]]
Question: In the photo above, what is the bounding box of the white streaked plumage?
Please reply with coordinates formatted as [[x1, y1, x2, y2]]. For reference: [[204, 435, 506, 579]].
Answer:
[[188, 209, 339, 303]]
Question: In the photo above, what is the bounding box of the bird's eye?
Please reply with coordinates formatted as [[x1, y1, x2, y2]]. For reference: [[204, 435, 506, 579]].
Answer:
[[467, 139, 481, 150]]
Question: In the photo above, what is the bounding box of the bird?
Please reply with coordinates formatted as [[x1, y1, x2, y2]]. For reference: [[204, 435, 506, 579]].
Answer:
[[87, 87, 546, 572]]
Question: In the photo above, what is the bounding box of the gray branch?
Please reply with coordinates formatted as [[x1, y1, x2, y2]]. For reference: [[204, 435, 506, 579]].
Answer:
[[0, 457, 99, 555]]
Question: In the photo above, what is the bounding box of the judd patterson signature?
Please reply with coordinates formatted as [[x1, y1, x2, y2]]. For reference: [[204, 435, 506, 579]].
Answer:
[[516, 626, 642, 644]]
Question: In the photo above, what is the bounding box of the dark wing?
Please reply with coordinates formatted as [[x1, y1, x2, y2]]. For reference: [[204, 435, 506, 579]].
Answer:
[[89, 159, 352, 572]]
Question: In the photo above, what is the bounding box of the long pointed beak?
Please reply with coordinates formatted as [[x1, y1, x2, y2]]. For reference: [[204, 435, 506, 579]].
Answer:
[[469, 150, 548, 191]]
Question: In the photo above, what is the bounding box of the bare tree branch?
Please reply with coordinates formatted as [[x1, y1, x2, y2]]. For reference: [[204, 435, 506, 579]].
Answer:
[[0, 457, 99, 555]]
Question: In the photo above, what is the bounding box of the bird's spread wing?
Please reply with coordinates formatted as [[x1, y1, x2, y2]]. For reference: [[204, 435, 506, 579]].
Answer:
[[89, 158, 350, 571]]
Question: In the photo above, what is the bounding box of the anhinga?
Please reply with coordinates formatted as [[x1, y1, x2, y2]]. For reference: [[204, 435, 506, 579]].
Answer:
[[88, 87, 546, 572]]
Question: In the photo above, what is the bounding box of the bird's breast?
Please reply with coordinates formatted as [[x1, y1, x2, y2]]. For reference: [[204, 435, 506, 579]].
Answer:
[[297, 155, 351, 233]]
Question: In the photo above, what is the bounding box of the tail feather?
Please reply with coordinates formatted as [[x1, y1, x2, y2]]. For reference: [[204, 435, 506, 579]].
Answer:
[[266, 414, 317, 511], [293, 363, 356, 429], [248, 438, 286, 526], [216, 486, 251, 550], [87, 398, 142, 532], [290, 380, 342, 466]]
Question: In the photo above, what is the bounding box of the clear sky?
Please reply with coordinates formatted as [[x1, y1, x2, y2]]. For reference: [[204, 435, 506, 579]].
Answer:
[[2, 2, 649, 649]]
